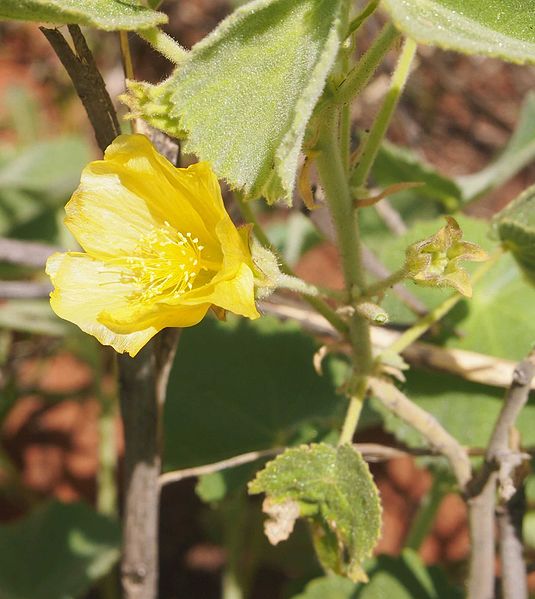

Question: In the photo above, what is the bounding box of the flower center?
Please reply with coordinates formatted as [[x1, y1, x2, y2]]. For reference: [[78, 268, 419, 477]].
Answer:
[[126, 221, 204, 302]]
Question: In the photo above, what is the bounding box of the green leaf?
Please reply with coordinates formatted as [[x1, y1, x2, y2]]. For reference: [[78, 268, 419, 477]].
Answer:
[[372, 368, 535, 449], [493, 183, 535, 286], [0, 137, 90, 240], [381, 0, 535, 65], [163, 316, 343, 471], [0, 137, 90, 196], [458, 93, 535, 201], [0, 0, 167, 31], [0, 300, 75, 336], [0, 501, 120, 599], [292, 550, 462, 599], [368, 93, 535, 217], [444, 252, 535, 359], [292, 574, 357, 599], [249, 443, 382, 582], [127, 0, 349, 204], [370, 140, 462, 213]]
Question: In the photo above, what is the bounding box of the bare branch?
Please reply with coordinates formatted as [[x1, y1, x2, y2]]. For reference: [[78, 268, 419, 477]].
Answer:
[[498, 488, 528, 599], [368, 376, 472, 488], [468, 351, 535, 499], [41, 25, 120, 152], [0, 237, 58, 268], [466, 350, 535, 599], [260, 299, 531, 389], [0, 281, 52, 299], [374, 197, 408, 235], [158, 442, 457, 487], [467, 473, 497, 599]]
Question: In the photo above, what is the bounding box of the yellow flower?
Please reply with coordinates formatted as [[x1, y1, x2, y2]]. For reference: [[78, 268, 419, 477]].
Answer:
[[46, 134, 260, 356]]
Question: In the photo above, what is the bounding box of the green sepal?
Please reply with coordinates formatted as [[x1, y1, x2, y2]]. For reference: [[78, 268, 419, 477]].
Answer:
[[405, 216, 488, 297]]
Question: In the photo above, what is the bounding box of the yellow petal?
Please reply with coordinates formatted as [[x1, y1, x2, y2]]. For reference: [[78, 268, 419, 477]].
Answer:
[[98, 299, 210, 334], [46, 252, 159, 356], [65, 134, 221, 260], [105, 134, 225, 234]]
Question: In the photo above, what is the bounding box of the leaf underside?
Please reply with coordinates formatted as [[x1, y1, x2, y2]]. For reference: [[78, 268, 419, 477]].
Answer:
[[0, 0, 167, 30], [381, 0, 535, 65]]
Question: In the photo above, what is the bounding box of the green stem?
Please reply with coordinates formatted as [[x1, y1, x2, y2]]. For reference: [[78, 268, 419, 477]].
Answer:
[[351, 36, 417, 189], [96, 347, 117, 517], [334, 23, 400, 107], [338, 377, 367, 445], [405, 476, 448, 550], [364, 267, 407, 297], [235, 195, 348, 334], [137, 28, 188, 64], [387, 255, 499, 355], [316, 108, 372, 375], [347, 0, 380, 37], [315, 106, 374, 443]]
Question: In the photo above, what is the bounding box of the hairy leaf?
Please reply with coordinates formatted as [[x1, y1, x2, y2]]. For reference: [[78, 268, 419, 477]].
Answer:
[[0, 0, 167, 30], [249, 443, 381, 582], [381, 0, 535, 64], [493, 184, 535, 286], [0, 501, 120, 599], [126, 0, 349, 203]]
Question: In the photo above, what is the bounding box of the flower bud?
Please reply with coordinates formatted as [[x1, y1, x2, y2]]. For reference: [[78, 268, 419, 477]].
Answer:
[[405, 216, 488, 297]]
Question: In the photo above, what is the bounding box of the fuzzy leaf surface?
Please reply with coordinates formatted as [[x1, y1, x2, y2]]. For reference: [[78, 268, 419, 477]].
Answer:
[[381, 0, 535, 64], [0, 0, 167, 30], [493, 184, 535, 286], [249, 443, 381, 581], [129, 0, 348, 203]]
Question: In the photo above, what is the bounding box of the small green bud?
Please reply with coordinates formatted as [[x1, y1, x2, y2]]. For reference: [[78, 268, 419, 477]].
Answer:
[[405, 216, 488, 297], [250, 238, 318, 299], [354, 301, 389, 324]]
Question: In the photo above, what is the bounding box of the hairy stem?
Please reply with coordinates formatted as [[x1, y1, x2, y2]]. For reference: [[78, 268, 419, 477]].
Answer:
[[334, 23, 400, 107], [351, 36, 417, 189], [315, 107, 373, 442], [137, 28, 188, 65], [338, 378, 367, 445], [364, 267, 407, 298]]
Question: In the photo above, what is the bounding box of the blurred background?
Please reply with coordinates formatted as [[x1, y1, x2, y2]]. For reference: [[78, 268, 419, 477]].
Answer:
[[1, 1, 535, 598]]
